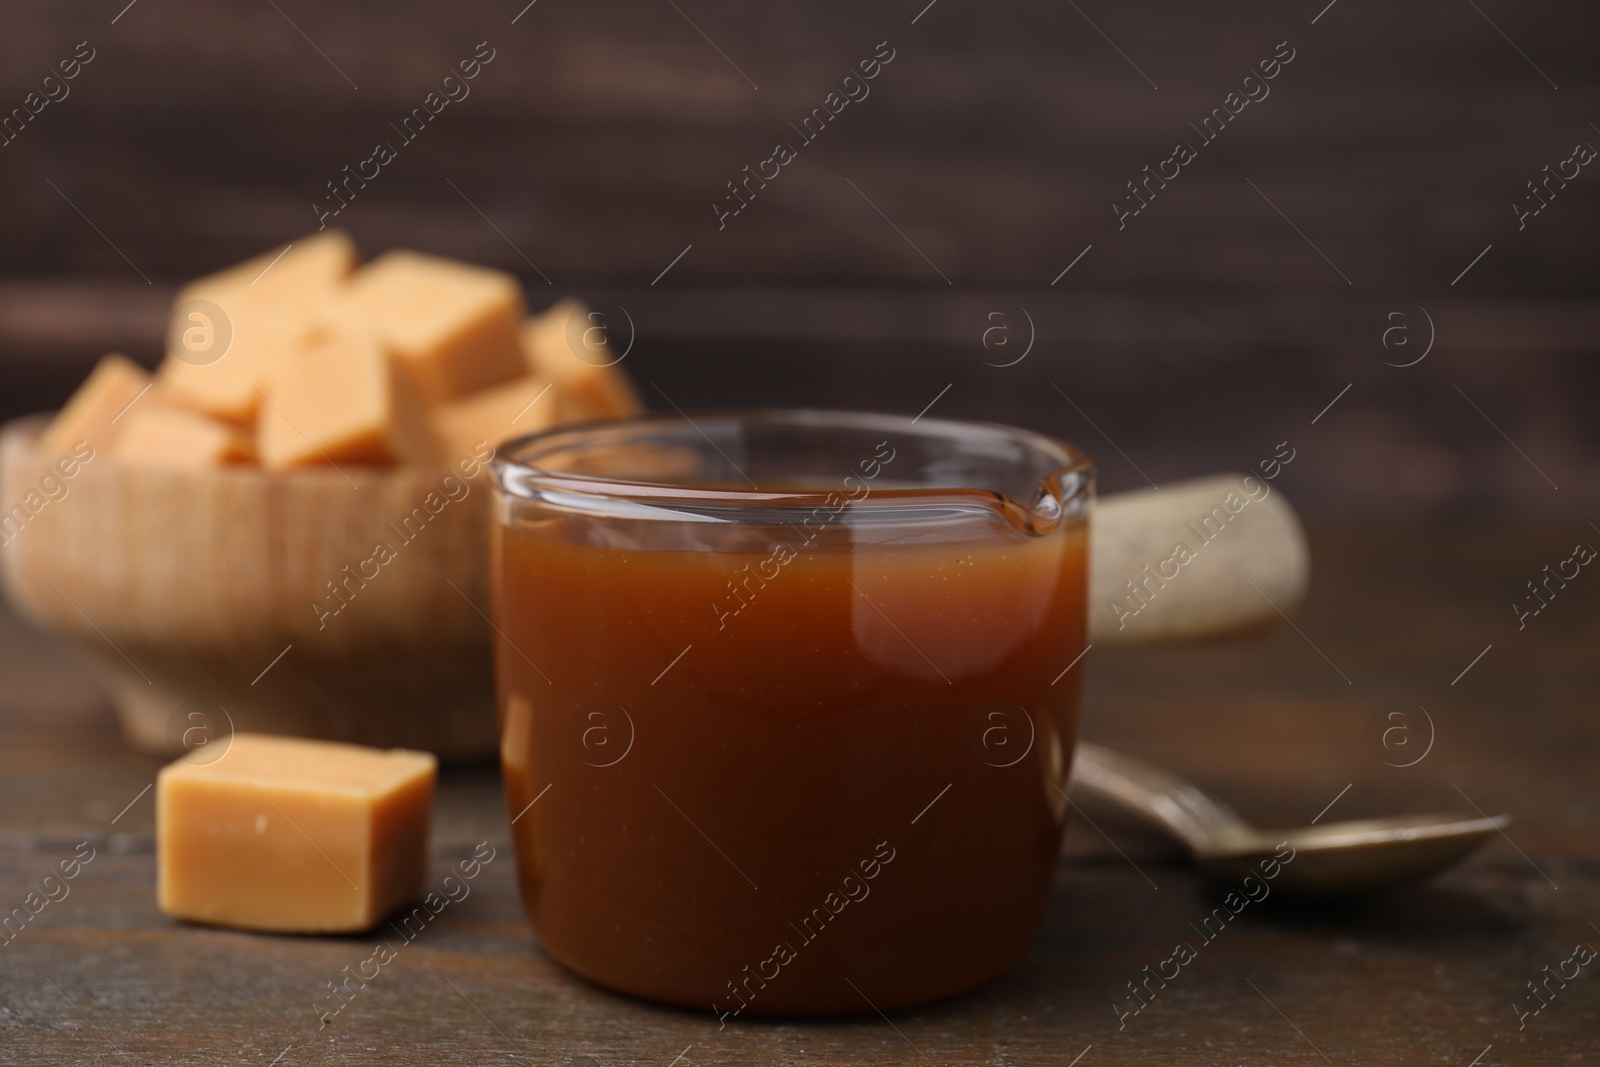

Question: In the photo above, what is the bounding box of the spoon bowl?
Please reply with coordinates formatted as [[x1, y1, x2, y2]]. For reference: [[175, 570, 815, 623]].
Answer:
[[1070, 743, 1508, 896], [1197, 812, 1509, 895]]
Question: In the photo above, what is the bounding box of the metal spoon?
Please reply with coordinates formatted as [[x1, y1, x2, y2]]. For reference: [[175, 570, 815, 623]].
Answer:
[[1069, 742, 1509, 895]]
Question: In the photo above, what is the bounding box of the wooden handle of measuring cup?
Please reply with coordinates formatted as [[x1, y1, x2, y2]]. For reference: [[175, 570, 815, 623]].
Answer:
[[1088, 474, 1310, 647]]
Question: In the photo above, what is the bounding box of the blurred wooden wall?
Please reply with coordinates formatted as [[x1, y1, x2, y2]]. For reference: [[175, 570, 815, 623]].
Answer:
[[1, 0, 1595, 512]]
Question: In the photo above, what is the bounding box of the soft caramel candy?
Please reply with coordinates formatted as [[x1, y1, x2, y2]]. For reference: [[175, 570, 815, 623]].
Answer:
[[110, 405, 255, 468], [257, 330, 435, 470], [157, 232, 357, 424], [521, 299, 644, 421], [157, 733, 435, 933], [431, 374, 558, 461], [44, 233, 643, 474], [38, 353, 150, 458], [159, 295, 331, 425], [340, 251, 526, 404], [181, 230, 357, 304]]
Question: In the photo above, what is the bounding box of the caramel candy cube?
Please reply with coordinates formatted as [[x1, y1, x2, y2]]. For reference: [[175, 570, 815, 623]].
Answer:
[[157, 232, 357, 423], [38, 353, 151, 458], [257, 330, 435, 470], [157, 734, 436, 933], [340, 251, 526, 404], [521, 299, 644, 421], [430, 374, 557, 461], [181, 230, 357, 304], [110, 405, 255, 468], [158, 294, 331, 425], [183, 230, 356, 303]]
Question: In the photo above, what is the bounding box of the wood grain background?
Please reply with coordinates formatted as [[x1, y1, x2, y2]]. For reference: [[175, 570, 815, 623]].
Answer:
[[1, 0, 1594, 288], [0, 0, 1596, 513]]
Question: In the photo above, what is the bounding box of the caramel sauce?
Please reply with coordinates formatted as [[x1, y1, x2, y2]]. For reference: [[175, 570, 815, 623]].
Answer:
[[492, 498, 1087, 1014]]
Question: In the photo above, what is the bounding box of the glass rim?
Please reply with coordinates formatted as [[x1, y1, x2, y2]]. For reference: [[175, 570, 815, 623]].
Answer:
[[491, 407, 1093, 512]]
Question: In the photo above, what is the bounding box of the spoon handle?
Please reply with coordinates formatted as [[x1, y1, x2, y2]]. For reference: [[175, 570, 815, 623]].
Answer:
[[1089, 474, 1309, 647], [1070, 743, 1254, 856]]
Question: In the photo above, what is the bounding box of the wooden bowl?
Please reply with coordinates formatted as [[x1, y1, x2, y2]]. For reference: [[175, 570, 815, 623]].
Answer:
[[0, 416, 498, 760]]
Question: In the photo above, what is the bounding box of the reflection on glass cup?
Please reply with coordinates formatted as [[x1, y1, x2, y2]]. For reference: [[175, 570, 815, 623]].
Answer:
[[491, 410, 1092, 1014]]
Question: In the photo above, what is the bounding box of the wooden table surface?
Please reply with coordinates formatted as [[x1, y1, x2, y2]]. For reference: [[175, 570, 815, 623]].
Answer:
[[1, 515, 1594, 1066]]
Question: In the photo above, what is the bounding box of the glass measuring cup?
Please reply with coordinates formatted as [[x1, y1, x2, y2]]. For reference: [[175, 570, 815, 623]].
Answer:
[[490, 409, 1092, 1015]]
